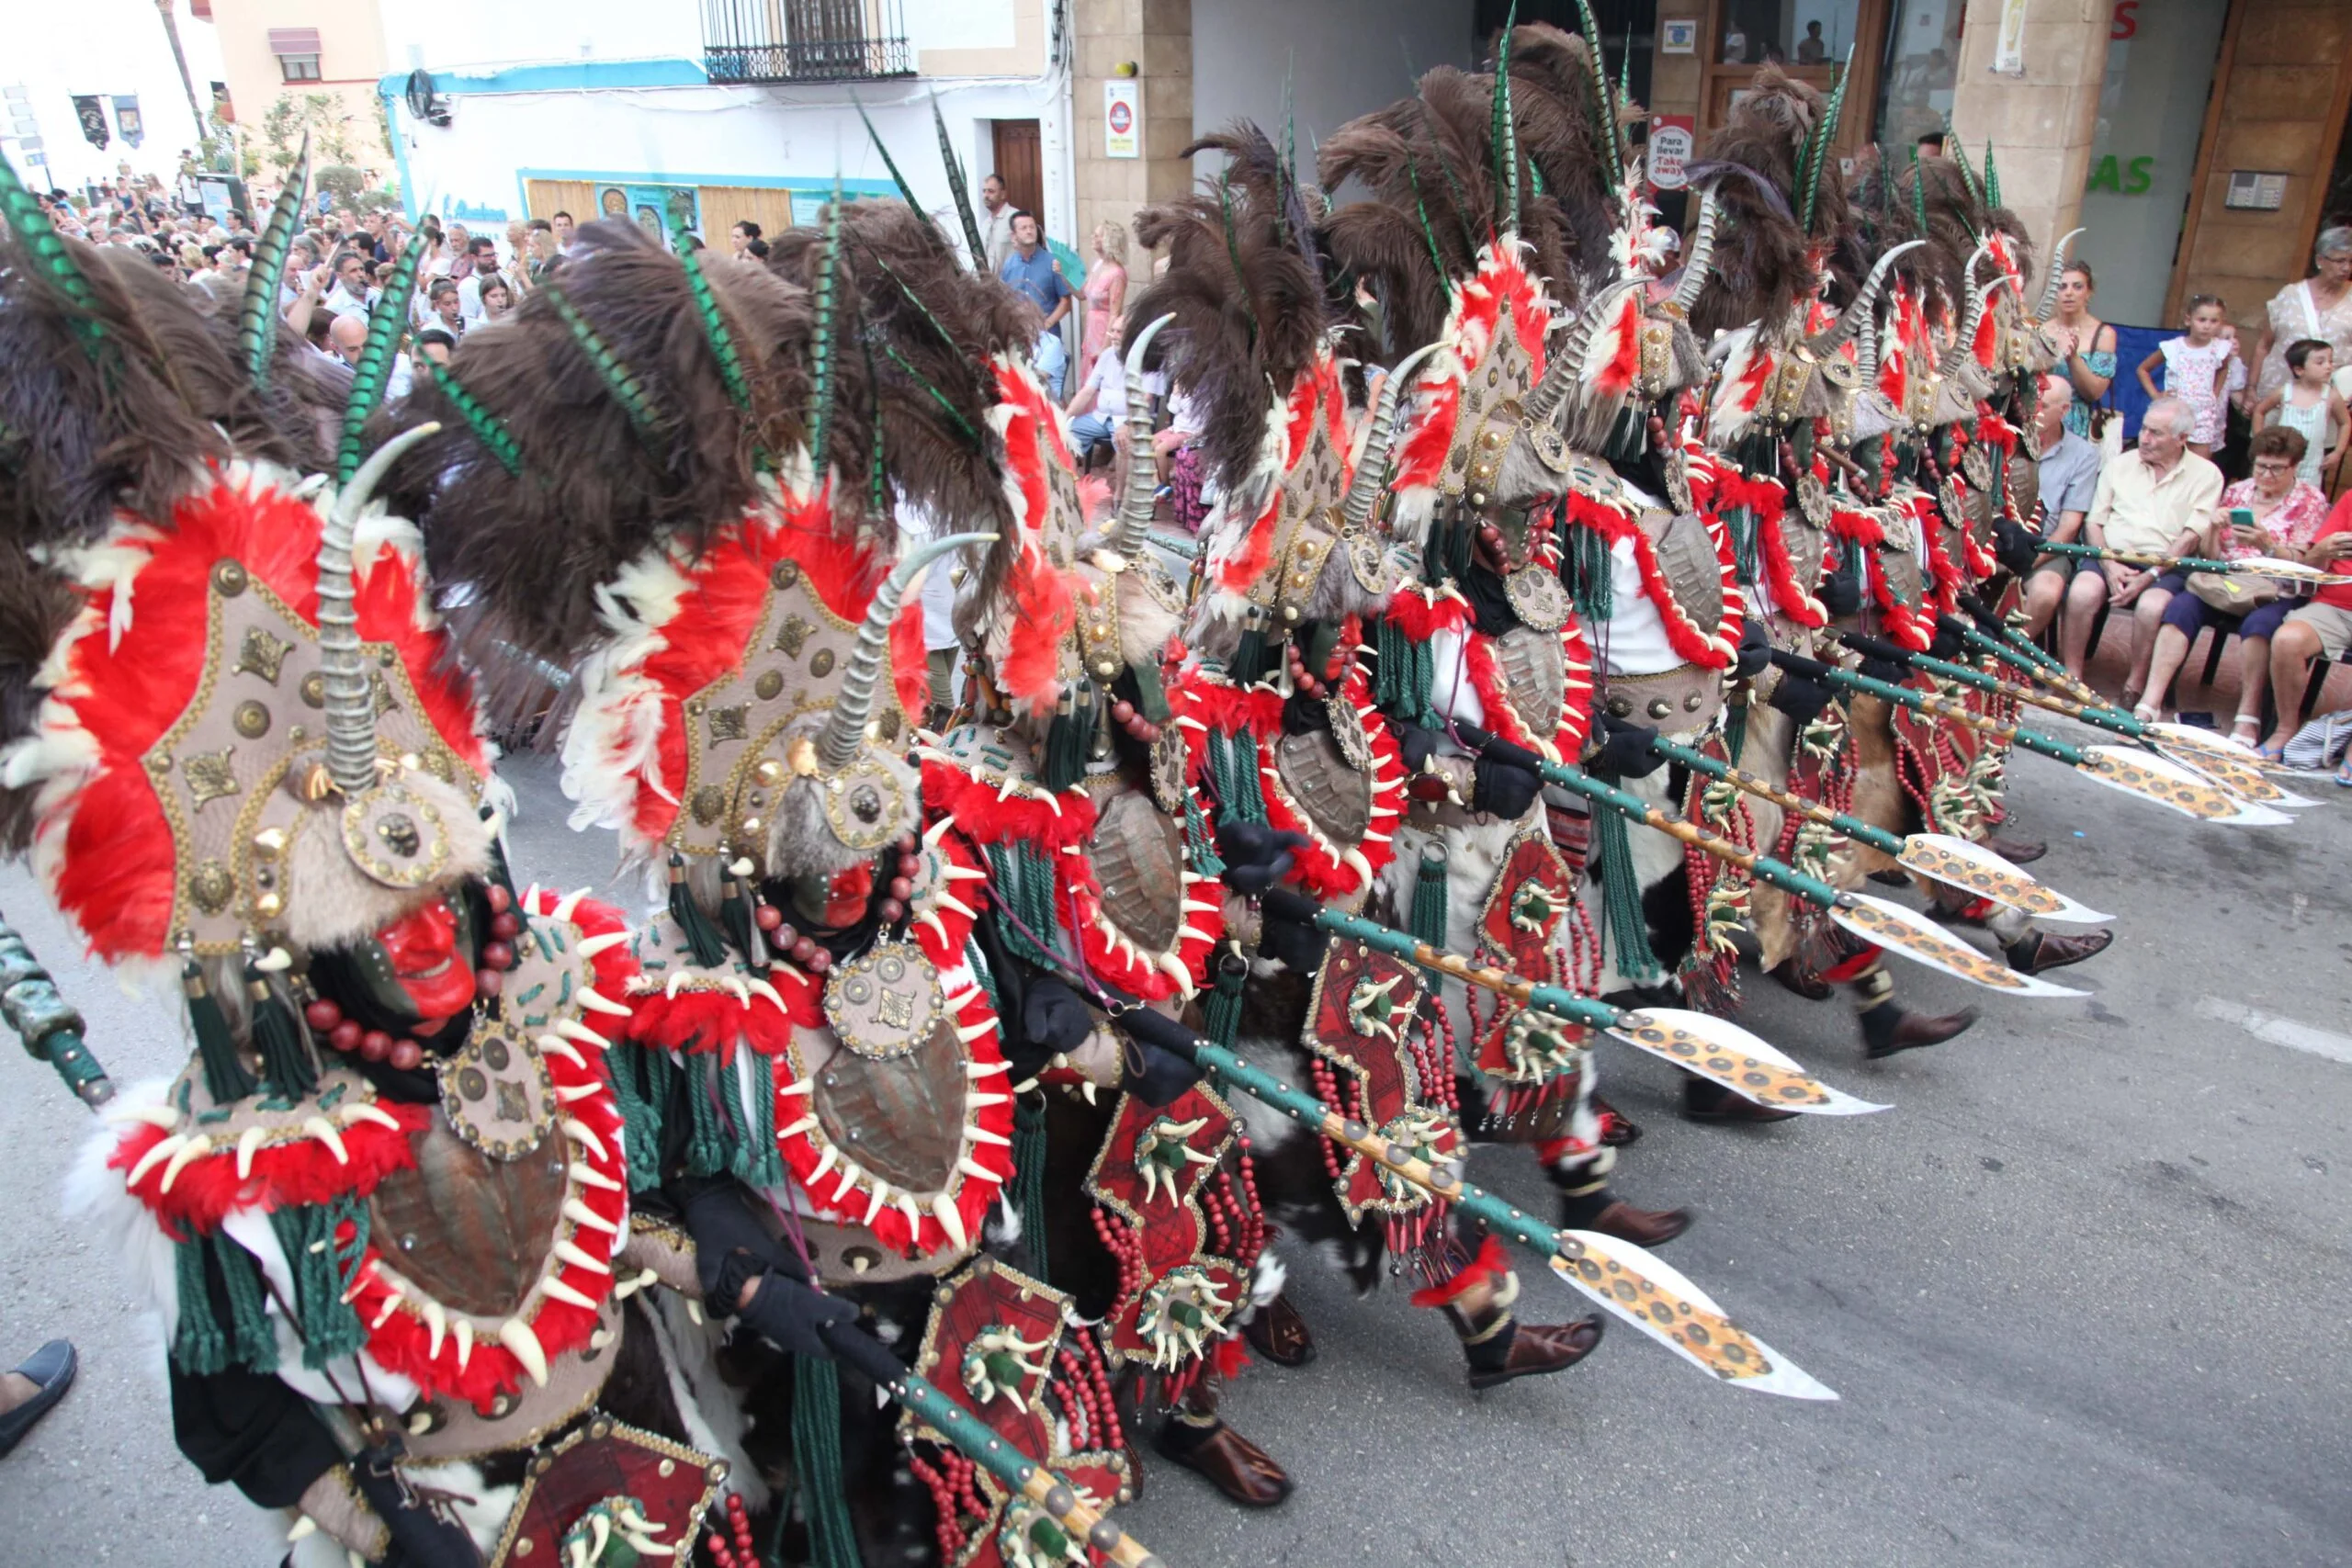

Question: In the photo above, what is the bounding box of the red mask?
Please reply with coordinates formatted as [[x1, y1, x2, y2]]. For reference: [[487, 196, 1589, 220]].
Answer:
[[374, 898, 477, 1032]]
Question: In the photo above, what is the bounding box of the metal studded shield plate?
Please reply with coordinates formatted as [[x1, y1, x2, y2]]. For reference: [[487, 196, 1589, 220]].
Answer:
[[1088, 788, 1187, 953], [434, 1018, 556, 1160], [1492, 625, 1567, 740], [368, 1116, 568, 1318], [1794, 472, 1830, 528], [807, 1017, 968, 1197], [1274, 728, 1373, 846], [1647, 510, 1726, 631]]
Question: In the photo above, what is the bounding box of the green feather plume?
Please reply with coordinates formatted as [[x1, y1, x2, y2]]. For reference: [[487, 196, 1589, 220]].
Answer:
[[541, 276, 665, 450], [932, 96, 988, 269], [854, 93, 924, 213], [1984, 141, 2000, 208], [419, 359, 525, 477], [1, 150, 104, 360], [336, 231, 424, 483], [673, 218, 752, 414], [1491, 0, 1520, 235], [1800, 48, 1853, 235], [242, 134, 309, 391], [1573, 0, 1623, 175], [1910, 146, 1928, 237], [1402, 148, 1452, 299], [808, 178, 843, 474]]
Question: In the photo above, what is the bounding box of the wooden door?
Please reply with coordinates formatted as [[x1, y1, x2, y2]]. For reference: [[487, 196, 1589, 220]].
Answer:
[[991, 119, 1044, 221]]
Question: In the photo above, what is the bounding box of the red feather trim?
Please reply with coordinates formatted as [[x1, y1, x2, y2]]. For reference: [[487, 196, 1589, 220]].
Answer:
[[1057, 798, 1227, 1000], [1250, 662, 1410, 900], [1829, 503, 1930, 650], [1407, 1234, 1512, 1308], [998, 538, 1079, 714], [112, 1104, 431, 1239], [1394, 243, 1554, 494], [920, 757, 1094, 852], [1382, 584, 1472, 642], [990, 358, 1072, 535], [1558, 491, 1742, 668], [1713, 468, 1826, 626], [1591, 291, 1643, 400]]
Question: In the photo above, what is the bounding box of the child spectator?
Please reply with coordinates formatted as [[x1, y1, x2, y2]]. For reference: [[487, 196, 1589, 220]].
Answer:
[[2252, 337, 2349, 491], [2137, 293, 2244, 457]]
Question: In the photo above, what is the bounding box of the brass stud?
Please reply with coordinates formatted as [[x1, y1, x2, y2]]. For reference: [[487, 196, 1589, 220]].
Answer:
[[772, 560, 801, 588], [210, 560, 249, 597], [754, 669, 784, 700]]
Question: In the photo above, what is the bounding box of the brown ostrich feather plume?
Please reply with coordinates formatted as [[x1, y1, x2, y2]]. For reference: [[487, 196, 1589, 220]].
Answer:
[[1125, 121, 1331, 491], [1684, 66, 1852, 336], [402, 219, 820, 671]]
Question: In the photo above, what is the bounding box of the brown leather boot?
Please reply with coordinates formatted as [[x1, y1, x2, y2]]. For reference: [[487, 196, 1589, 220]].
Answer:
[[1772, 961, 1833, 1000], [1239, 1292, 1316, 1368], [1154, 1418, 1294, 1507], [1580, 1199, 1693, 1246], [1681, 1077, 1801, 1125], [1591, 1093, 1643, 1146], [1861, 1000, 1979, 1058], [1981, 833, 2046, 864], [1460, 1313, 1605, 1391], [2005, 927, 2112, 974]]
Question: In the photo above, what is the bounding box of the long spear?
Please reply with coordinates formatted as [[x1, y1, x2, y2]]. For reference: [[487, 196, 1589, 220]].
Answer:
[[1843, 632, 2311, 808], [2033, 537, 2352, 589], [1456, 726, 2091, 997], [1109, 1003, 1838, 1400], [1257, 889, 1885, 1116], [0, 914, 110, 1107], [1766, 651, 2290, 826], [1631, 730, 2110, 922]]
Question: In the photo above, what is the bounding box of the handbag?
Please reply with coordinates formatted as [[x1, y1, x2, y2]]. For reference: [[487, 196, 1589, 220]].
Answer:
[[2185, 570, 2278, 613]]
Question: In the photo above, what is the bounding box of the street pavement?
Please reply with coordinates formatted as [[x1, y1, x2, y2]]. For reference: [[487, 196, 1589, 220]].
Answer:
[[0, 731, 2346, 1566]]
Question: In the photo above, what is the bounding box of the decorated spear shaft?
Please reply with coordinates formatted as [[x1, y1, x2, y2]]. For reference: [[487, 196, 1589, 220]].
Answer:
[[1263, 889, 1614, 1027], [1942, 604, 2117, 714], [1454, 726, 1845, 908], [2033, 537, 2352, 582], [1770, 657, 2086, 763], [0, 914, 110, 1107], [819, 1324, 1164, 1568]]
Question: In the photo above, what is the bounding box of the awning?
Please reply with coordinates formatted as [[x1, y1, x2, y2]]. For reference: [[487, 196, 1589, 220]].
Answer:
[[266, 28, 322, 54]]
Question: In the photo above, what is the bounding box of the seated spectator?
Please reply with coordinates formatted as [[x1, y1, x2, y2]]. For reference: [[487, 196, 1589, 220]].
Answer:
[[1158, 385, 1210, 535], [2019, 372, 2105, 662], [2260, 485, 2352, 771], [2140, 425, 2330, 735], [2078, 396, 2222, 714], [1063, 316, 1130, 468]]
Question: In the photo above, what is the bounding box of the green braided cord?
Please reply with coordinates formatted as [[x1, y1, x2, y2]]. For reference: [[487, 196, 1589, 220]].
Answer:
[[854, 93, 923, 213], [1410, 851, 1449, 946], [215, 1232, 278, 1371], [1491, 1, 1521, 234], [680, 1052, 731, 1179], [808, 180, 843, 473], [1183, 790, 1226, 875], [1011, 1095, 1051, 1273], [964, 936, 1002, 1016], [1563, 516, 1615, 621], [336, 231, 425, 483], [1910, 146, 1928, 237], [1206, 729, 1268, 826], [541, 277, 666, 452], [0, 150, 103, 360], [242, 135, 309, 390], [731, 1050, 786, 1189], [1574, 0, 1623, 174], [269, 1200, 367, 1368], [172, 1238, 231, 1375], [933, 96, 989, 268], [673, 218, 753, 414], [1723, 504, 1758, 583], [604, 1044, 665, 1187], [790, 1358, 863, 1568], [986, 842, 1065, 972], [1590, 794, 1665, 982], [419, 359, 525, 477]]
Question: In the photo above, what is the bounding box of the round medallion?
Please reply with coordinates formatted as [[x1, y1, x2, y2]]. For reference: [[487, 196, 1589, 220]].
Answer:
[[754, 669, 784, 700], [772, 560, 800, 589], [1962, 443, 1995, 491], [1148, 728, 1189, 816], [1819, 355, 1859, 390], [300, 671, 327, 708], [338, 781, 452, 890], [187, 858, 233, 915], [820, 755, 909, 853], [1328, 692, 1374, 773], [820, 939, 947, 1061], [1346, 534, 1388, 594], [434, 1018, 557, 1160], [210, 560, 248, 597], [1503, 565, 1572, 633], [809, 649, 835, 678], [1663, 441, 1693, 514], [232, 700, 272, 739]]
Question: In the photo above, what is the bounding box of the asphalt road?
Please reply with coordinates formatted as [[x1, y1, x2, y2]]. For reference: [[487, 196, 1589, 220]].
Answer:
[[1, 733, 2346, 1567]]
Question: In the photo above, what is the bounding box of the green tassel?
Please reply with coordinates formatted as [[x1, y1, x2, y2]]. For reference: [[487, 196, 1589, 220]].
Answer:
[[1410, 846, 1449, 946], [1231, 615, 1271, 687], [184, 960, 256, 1104], [668, 854, 731, 967], [1012, 1094, 1051, 1273], [1724, 504, 1758, 583], [984, 842, 1064, 972], [1183, 791, 1226, 876], [336, 231, 425, 484], [1725, 695, 1749, 768], [1591, 800, 1663, 982], [171, 1238, 232, 1374], [1562, 519, 1615, 622], [681, 1053, 731, 1179], [269, 1201, 366, 1369], [419, 359, 526, 477], [215, 1234, 277, 1370], [605, 1046, 665, 1187], [1206, 728, 1268, 827], [241, 134, 309, 390], [1204, 953, 1248, 1052], [1375, 615, 1435, 728], [1130, 659, 1170, 724], [933, 95, 989, 270], [732, 1053, 784, 1189], [246, 960, 317, 1100], [790, 1357, 862, 1568], [1040, 691, 1094, 793]]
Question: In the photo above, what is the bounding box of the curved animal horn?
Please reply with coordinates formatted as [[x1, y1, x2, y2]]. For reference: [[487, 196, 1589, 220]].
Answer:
[[1340, 343, 1444, 532], [2035, 227, 2084, 320], [318, 423, 441, 795], [1815, 241, 1924, 355], [1669, 183, 1721, 313], [1954, 268, 2005, 363], [817, 532, 998, 773], [1525, 277, 1643, 428], [1112, 314, 1174, 559]]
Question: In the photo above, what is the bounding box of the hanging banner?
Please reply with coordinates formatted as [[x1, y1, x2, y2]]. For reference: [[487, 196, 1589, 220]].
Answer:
[[72, 96, 108, 150], [1647, 115, 1696, 192], [1103, 80, 1140, 160], [112, 96, 143, 149]]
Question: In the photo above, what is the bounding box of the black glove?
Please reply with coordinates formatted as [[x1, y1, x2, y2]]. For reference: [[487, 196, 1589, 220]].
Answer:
[[1216, 822, 1308, 897], [1388, 719, 1442, 774], [1732, 619, 1772, 681], [351, 1450, 485, 1568], [1992, 517, 2041, 578], [1819, 569, 1864, 618], [1120, 1036, 1204, 1106], [1279, 686, 1330, 737], [1767, 670, 1834, 726], [734, 1269, 860, 1361], [1588, 714, 1665, 779], [1259, 889, 1332, 973], [1021, 975, 1094, 1057], [1470, 752, 1542, 818]]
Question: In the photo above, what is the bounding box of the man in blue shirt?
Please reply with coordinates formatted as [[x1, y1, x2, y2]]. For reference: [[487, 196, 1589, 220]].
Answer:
[[997, 210, 1074, 396]]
